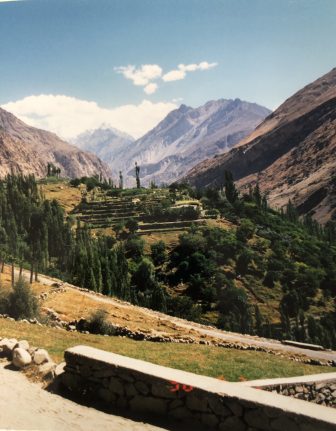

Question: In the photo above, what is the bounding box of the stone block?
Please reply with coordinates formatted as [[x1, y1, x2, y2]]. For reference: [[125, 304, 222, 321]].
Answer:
[[125, 383, 138, 397], [201, 413, 219, 428], [219, 416, 246, 431], [270, 416, 299, 431], [170, 406, 193, 420], [152, 382, 177, 399], [169, 399, 184, 410], [98, 388, 116, 403], [92, 368, 115, 379], [129, 395, 167, 415], [134, 381, 150, 395], [186, 394, 208, 412], [109, 377, 124, 395], [244, 409, 269, 430], [225, 400, 243, 417], [208, 396, 231, 417]]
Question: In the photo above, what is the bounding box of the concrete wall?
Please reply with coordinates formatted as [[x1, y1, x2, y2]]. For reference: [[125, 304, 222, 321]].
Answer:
[[62, 345, 336, 431]]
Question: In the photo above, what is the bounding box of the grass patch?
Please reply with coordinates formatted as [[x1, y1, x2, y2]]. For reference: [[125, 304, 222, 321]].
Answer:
[[0, 318, 331, 382]]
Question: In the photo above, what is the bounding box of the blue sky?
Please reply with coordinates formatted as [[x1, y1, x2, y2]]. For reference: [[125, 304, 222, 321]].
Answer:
[[0, 0, 335, 138]]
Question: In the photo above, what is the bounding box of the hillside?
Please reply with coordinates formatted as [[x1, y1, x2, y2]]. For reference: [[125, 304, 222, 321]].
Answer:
[[185, 68, 336, 223], [0, 108, 111, 179], [108, 99, 270, 186], [38, 178, 336, 351]]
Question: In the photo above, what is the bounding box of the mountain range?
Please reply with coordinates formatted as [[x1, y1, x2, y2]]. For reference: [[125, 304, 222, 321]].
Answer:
[[72, 99, 270, 186], [185, 67, 336, 223], [0, 108, 111, 179]]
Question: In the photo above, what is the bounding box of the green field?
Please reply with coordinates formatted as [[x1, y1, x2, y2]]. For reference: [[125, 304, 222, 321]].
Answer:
[[0, 318, 330, 382]]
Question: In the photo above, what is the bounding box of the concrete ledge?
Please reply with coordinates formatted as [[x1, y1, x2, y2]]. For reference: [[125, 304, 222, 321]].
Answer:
[[62, 345, 336, 431]]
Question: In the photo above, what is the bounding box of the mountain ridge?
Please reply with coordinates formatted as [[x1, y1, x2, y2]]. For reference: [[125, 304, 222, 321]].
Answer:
[[184, 67, 336, 223], [109, 98, 271, 185], [0, 107, 111, 179]]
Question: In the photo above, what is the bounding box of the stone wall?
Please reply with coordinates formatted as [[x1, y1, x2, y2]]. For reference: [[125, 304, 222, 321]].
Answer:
[[242, 374, 336, 408], [62, 345, 336, 431]]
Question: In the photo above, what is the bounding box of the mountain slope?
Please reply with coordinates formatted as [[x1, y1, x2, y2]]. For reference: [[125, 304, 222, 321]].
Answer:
[[112, 99, 270, 186], [0, 108, 111, 179], [185, 68, 336, 223], [71, 125, 134, 166]]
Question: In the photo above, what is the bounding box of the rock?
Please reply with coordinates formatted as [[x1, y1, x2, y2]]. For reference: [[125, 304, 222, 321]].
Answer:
[[129, 395, 167, 414], [12, 348, 32, 368], [38, 361, 56, 379], [271, 416, 300, 431], [14, 340, 30, 351], [208, 396, 231, 417], [125, 383, 138, 397], [152, 382, 176, 398], [201, 413, 219, 428], [185, 394, 208, 412], [134, 381, 149, 395], [244, 409, 270, 430], [219, 416, 246, 431], [226, 400, 243, 417], [169, 399, 184, 410], [109, 377, 124, 395], [55, 362, 66, 377], [170, 406, 193, 420], [98, 387, 117, 403], [33, 349, 51, 365], [0, 338, 18, 357]]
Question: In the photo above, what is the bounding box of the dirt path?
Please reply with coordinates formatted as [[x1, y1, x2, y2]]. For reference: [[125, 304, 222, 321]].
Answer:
[[16, 269, 336, 364], [0, 362, 168, 431]]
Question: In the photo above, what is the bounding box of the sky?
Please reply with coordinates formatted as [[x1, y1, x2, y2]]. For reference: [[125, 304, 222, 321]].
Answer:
[[0, 0, 335, 139]]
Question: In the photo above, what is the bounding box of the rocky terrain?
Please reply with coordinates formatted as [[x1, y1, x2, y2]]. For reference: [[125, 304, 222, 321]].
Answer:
[[101, 99, 270, 186], [0, 108, 111, 179], [71, 125, 134, 167], [185, 68, 336, 223]]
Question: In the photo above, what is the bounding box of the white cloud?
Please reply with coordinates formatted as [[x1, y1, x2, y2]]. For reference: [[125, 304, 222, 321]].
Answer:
[[144, 83, 158, 95], [162, 61, 218, 82], [162, 69, 186, 82], [1, 94, 177, 140], [114, 64, 162, 87]]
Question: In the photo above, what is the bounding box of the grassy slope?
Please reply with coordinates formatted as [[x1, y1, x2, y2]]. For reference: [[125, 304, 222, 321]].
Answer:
[[0, 318, 330, 382]]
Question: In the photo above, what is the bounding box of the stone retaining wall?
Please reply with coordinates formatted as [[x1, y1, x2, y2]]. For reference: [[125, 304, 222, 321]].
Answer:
[[242, 374, 336, 408], [62, 345, 336, 431]]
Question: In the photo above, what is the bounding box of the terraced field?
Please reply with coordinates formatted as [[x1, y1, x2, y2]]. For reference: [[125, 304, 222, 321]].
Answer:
[[72, 188, 207, 234]]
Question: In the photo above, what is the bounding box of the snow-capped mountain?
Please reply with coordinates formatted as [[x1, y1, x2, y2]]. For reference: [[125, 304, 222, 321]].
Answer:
[[71, 125, 135, 166], [113, 99, 271, 185]]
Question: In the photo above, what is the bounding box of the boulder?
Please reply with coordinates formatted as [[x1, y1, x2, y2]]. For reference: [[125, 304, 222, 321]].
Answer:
[[0, 338, 18, 357], [14, 340, 30, 351], [12, 348, 32, 368], [33, 349, 51, 365]]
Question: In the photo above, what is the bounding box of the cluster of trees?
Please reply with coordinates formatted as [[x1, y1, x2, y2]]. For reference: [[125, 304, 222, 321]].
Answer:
[[1, 174, 335, 348], [162, 174, 336, 347]]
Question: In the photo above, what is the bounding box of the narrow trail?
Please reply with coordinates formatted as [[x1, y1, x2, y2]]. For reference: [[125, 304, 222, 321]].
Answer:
[[15, 268, 336, 363]]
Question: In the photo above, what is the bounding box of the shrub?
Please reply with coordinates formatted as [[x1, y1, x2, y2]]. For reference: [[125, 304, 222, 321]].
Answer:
[[8, 277, 39, 320], [86, 309, 115, 335]]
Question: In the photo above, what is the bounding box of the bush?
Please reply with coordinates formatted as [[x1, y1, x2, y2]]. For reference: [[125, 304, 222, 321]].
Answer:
[[86, 309, 115, 335], [8, 277, 40, 320]]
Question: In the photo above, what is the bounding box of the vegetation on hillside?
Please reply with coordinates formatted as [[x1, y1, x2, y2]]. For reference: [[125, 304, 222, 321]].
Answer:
[[0, 174, 335, 349]]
